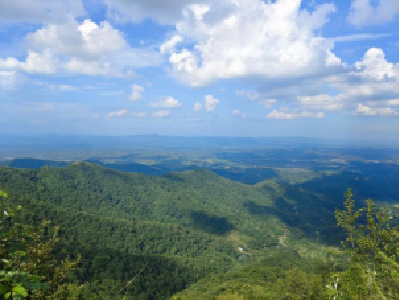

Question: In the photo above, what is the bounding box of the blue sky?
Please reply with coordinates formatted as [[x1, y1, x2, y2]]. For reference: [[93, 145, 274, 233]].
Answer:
[[0, 0, 398, 140]]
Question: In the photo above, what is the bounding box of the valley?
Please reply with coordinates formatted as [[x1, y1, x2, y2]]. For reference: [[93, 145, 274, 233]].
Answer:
[[0, 136, 398, 299]]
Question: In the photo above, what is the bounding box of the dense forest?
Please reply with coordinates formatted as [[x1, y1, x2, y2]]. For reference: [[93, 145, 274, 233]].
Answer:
[[0, 163, 398, 299]]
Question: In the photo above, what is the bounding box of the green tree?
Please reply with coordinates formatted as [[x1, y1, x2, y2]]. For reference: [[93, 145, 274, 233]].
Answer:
[[331, 188, 399, 299], [0, 190, 81, 299]]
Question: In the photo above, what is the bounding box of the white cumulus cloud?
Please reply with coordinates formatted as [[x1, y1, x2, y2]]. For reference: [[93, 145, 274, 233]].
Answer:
[[348, 0, 399, 27], [354, 48, 398, 81], [165, 0, 340, 86], [235, 90, 261, 101], [103, 0, 209, 24], [236, 90, 276, 108], [0, 19, 162, 78], [149, 97, 181, 108], [204, 95, 219, 111], [327, 48, 398, 104], [130, 85, 144, 101], [0, 50, 59, 74], [366, 99, 399, 107], [0, 0, 86, 23], [25, 19, 127, 59], [355, 103, 398, 116], [108, 109, 128, 117], [297, 94, 346, 110], [160, 36, 183, 54], [259, 99, 277, 108]]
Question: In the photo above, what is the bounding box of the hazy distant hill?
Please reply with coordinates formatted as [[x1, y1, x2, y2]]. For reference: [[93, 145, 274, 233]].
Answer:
[[0, 158, 69, 168], [1, 158, 171, 175], [85, 159, 170, 175]]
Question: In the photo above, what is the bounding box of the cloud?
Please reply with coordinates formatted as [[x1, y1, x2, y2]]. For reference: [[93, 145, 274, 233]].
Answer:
[[129, 84, 144, 101], [193, 102, 203, 111], [0, 19, 162, 77], [64, 59, 112, 76], [348, 0, 399, 27], [0, 0, 85, 23], [259, 99, 277, 108], [297, 94, 346, 110], [332, 33, 393, 42], [108, 109, 128, 117], [132, 112, 147, 117], [298, 48, 398, 112], [34, 81, 79, 92], [355, 103, 398, 116], [204, 95, 219, 111], [164, 0, 340, 86], [149, 96, 181, 107], [354, 48, 397, 81], [152, 110, 171, 117], [327, 48, 398, 103], [267, 110, 325, 119], [231, 110, 247, 118], [232, 109, 240, 116], [0, 50, 59, 74], [235, 90, 276, 108], [366, 99, 399, 106], [25, 19, 127, 59], [0, 71, 18, 91], [92, 114, 100, 119], [235, 90, 261, 101], [233, 48, 397, 117], [160, 36, 183, 54], [103, 0, 209, 24]]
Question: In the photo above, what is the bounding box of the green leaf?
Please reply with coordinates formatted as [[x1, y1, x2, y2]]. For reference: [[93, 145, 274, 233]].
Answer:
[[14, 251, 27, 257], [12, 284, 28, 297], [0, 284, 9, 295], [23, 281, 42, 290]]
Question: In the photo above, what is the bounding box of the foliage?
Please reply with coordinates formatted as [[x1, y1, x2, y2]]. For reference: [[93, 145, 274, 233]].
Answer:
[[0, 162, 398, 299], [0, 164, 330, 299], [0, 190, 81, 299], [175, 189, 399, 300], [332, 188, 399, 299], [171, 248, 331, 300]]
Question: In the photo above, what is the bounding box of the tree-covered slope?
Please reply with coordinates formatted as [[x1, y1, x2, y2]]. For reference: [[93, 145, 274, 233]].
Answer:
[[0, 163, 342, 299]]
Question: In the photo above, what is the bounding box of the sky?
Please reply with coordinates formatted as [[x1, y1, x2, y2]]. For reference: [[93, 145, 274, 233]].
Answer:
[[0, 0, 398, 140]]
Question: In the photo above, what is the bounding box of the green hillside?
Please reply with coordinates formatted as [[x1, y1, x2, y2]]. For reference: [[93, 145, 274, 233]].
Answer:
[[0, 163, 397, 299], [0, 163, 342, 299]]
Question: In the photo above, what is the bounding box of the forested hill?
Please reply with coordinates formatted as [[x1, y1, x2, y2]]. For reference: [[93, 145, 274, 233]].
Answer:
[[0, 163, 347, 299]]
